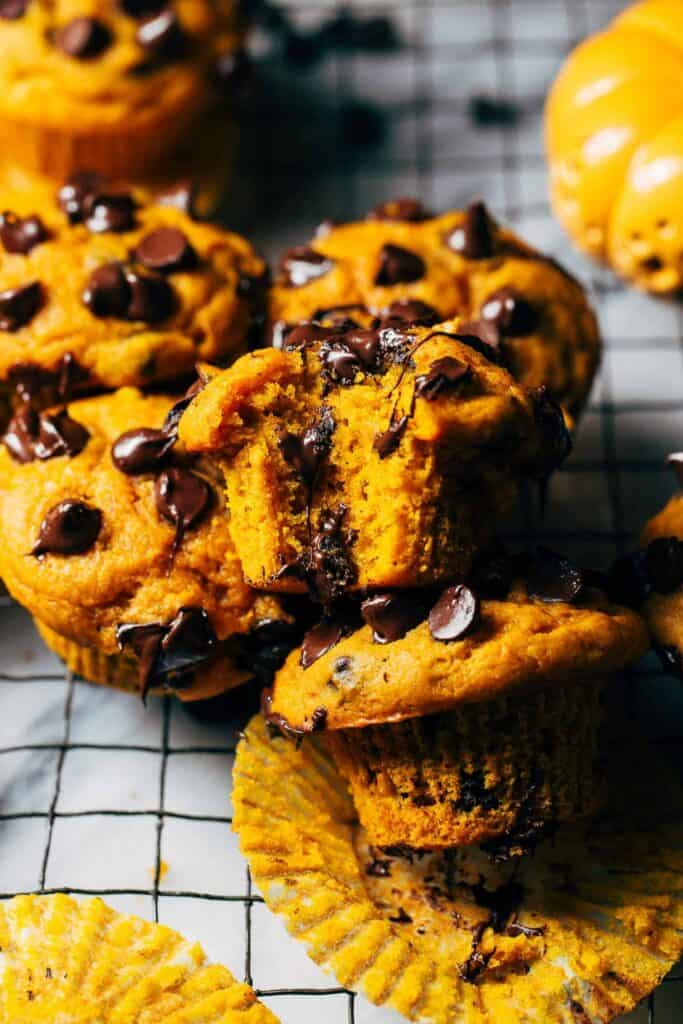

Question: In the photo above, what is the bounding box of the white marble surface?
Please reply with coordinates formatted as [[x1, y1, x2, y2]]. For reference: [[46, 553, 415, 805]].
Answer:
[[1, 2, 682, 1022]]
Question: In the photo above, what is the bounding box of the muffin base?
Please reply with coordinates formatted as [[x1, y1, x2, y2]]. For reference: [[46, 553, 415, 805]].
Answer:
[[325, 681, 606, 853], [35, 619, 251, 703]]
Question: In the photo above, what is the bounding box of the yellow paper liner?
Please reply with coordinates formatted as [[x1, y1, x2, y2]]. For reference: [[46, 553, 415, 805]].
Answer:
[[35, 619, 252, 703], [0, 893, 279, 1023], [234, 714, 683, 1024]]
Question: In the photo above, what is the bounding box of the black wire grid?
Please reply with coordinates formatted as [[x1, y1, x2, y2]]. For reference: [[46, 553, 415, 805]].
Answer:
[[0, 2, 682, 1022]]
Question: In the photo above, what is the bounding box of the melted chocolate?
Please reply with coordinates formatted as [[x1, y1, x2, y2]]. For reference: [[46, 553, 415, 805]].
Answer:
[[117, 606, 217, 700], [3, 407, 89, 463], [373, 413, 408, 458], [155, 467, 212, 534], [304, 505, 357, 605], [111, 427, 175, 475], [32, 500, 102, 556], [415, 356, 471, 400], [361, 592, 423, 643], [8, 353, 90, 404], [526, 547, 584, 604], [381, 298, 439, 327], [428, 585, 479, 641], [300, 618, 345, 667], [279, 406, 335, 485]]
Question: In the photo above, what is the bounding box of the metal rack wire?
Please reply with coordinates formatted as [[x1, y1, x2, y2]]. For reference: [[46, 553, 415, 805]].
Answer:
[[0, 2, 681, 1022]]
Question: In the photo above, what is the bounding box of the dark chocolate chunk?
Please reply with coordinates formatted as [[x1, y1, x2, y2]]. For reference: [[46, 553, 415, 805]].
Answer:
[[82, 262, 130, 317], [136, 9, 187, 60], [375, 243, 425, 286], [0, 281, 43, 331], [415, 356, 471, 400], [368, 197, 432, 222], [361, 592, 423, 643], [645, 536, 683, 594], [156, 180, 197, 217], [111, 427, 175, 475], [279, 407, 335, 485], [56, 17, 112, 59], [85, 193, 137, 233], [429, 585, 479, 641], [382, 299, 439, 327], [117, 606, 217, 700], [134, 227, 196, 273], [57, 171, 108, 223], [32, 500, 102, 556], [280, 246, 333, 288], [155, 468, 211, 532], [373, 414, 408, 459], [320, 341, 361, 382], [666, 451, 683, 487], [527, 547, 584, 604], [0, 212, 49, 254], [3, 406, 89, 463], [280, 322, 338, 351], [480, 287, 538, 337], [300, 618, 345, 668], [0, 0, 28, 18], [446, 201, 496, 259], [345, 328, 382, 368]]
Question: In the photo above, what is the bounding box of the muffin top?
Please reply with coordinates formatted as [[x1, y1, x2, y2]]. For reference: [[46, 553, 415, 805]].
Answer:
[[179, 318, 571, 597], [0, 173, 266, 399], [639, 485, 683, 670], [268, 200, 601, 420], [263, 550, 648, 733], [0, 386, 285, 660], [0, 1, 244, 128]]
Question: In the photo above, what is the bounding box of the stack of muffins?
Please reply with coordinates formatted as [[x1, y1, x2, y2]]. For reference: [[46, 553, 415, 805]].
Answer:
[[0, 5, 676, 1022]]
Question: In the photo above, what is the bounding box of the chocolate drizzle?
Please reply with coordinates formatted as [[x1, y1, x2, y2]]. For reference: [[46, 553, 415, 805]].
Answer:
[[116, 606, 217, 701], [3, 407, 90, 463]]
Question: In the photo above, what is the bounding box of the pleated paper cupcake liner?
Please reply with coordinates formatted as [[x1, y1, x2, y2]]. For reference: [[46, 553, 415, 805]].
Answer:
[[233, 714, 683, 1024], [35, 618, 252, 703], [0, 893, 279, 1023], [325, 681, 605, 852]]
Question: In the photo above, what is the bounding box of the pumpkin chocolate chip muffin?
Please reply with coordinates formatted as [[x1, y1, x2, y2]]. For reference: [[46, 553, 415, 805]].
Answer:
[[178, 318, 571, 601], [0, 1, 246, 179], [0, 174, 266, 420], [268, 199, 601, 423], [0, 386, 293, 701], [263, 549, 648, 853]]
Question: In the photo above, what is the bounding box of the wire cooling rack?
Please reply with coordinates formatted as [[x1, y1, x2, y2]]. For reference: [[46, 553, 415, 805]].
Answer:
[[1, 2, 682, 1022]]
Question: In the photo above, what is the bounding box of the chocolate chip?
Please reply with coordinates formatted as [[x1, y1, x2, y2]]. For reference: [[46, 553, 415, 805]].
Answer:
[[666, 451, 683, 487], [300, 618, 345, 668], [0, 281, 42, 331], [137, 9, 187, 60], [56, 17, 112, 59], [375, 243, 425, 286], [111, 427, 175, 475], [155, 468, 211, 533], [125, 267, 175, 322], [0, 212, 49, 254], [85, 193, 137, 233], [373, 414, 408, 459], [82, 262, 174, 323], [382, 299, 439, 326], [134, 227, 196, 273], [279, 407, 335, 485], [118, 0, 166, 14], [3, 406, 90, 463], [117, 606, 217, 700], [429, 585, 479, 641], [368, 197, 432, 222], [280, 246, 333, 288], [446, 201, 496, 259], [415, 356, 471, 400], [57, 171, 108, 223], [361, 592, 423, 643], [645, 536, 683, 594], [0, 0, 28, 18], [527, 547, 584, 603], [480, 287, 538, 337], [32, 500, 102, 556], [156, 180, 197, 217], [450, 321, 502, 359]]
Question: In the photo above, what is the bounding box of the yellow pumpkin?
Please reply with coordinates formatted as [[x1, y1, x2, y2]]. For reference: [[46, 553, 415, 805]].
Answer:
[[546, 0, 683, 293]]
